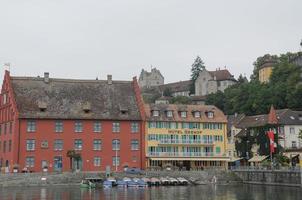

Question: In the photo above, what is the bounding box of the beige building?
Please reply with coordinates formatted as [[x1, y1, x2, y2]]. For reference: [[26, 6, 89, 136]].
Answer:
[[195, 68, 237, 96], [139, 68, 164, 88]]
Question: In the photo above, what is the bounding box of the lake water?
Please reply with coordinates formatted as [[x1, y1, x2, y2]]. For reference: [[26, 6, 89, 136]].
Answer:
[[0, 185, 301, 200]]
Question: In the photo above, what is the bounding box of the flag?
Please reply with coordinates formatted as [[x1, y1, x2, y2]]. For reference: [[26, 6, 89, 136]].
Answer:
[[267, 130, 275, 153]]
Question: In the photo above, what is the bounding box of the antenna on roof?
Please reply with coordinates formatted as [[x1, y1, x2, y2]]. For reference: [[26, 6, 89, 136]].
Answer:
[[300, 39, 302, 50]]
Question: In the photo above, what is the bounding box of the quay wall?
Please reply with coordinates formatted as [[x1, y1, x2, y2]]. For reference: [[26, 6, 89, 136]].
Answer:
[[233, 170, 302, 187], [0, 170, 241, 187]]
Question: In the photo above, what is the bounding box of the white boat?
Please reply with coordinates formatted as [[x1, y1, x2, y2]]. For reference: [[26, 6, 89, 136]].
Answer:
[[132, 178, 140, 183], [160, 177, 170, 185], [123, 177, 132, 183], [177, 177, 189, 185], [141, 177, 151, 186], [168, 177, 179, 185], [106, 177, 117, 186]]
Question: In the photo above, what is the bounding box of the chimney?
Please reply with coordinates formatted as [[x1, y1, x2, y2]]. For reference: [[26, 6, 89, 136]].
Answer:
[[44, 72, 49, 83], [107, 74, 112, 85]]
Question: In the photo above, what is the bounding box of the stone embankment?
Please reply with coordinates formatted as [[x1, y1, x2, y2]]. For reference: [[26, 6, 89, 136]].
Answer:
[[0, 170, 241, 187], [233, 169, 302, 187]]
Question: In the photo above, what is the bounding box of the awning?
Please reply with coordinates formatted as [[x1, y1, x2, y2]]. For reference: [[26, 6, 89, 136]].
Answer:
[[228, 157, 243, 162], [149, 157, 230, 161], [248, 156, 268, 162]]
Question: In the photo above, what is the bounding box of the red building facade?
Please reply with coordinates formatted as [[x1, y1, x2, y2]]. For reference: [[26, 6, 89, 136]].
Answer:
[[0, 71, 145, 172]]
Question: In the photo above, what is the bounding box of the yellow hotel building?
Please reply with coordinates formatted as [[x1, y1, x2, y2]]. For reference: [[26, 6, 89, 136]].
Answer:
[[144, 104, 229, 170]]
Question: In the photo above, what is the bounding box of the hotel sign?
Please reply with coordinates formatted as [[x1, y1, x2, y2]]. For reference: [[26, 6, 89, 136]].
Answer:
[[168, 129, 203, 134]]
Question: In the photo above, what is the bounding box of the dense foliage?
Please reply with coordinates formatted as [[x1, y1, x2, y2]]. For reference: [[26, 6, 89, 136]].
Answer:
[[190, 56, 205, 95], [206, 53, 302, 115]]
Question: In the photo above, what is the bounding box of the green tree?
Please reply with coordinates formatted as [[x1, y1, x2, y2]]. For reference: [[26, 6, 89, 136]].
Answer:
[[190, 56, 205, 94], [163, 87, 172, 97]]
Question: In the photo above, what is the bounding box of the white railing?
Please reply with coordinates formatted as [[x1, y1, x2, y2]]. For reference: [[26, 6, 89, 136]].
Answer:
[[158, 139, 214, 145]]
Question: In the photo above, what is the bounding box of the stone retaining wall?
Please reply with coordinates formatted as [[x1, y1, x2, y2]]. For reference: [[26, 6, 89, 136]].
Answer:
[[0, 170, 241, 187], [233, 170, 302, 187]]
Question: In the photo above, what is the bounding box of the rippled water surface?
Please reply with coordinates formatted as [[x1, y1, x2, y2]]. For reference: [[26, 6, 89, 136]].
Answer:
[[0, 185, 301, 200]]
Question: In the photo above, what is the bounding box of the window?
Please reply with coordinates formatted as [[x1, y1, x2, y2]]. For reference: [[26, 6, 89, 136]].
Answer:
[[148, 122, 156, 128], [131, 140, 139, 150], [292, 141, 297, 148], [26, 157, 35, 167], [9, 122, 12, 134], [0, 124, 2, 135], [182, 123, 189, 129], [74, 121, 83, 133], [112, 139, 120, 150], [41, 160, 48, 168], [26, 140, 35, 151], [180, 111, 187, 118], [170, 122, 177, 129], [113, 156, 120, 166], [94, 121, 102, 133], [131, 122, 139, 133], [152, 110, 159, 117], [290, 127, 295, 134], [55, 121, 63, 133], [194, 112, 201, 118], [94, 157, 101, 167], [27, 121, 36, 132], [54, 140, 63, 151], [166, 111, 173, 117], [8, 140, 11, 152], [216, 147, 221, 154], [207, 112, 214, 118], [93, 139, 102, 150], [4, 123, 7, 134], [74, 139, 82, 150], [3, 141, 6, 153], [3, 94, 7, 104], [112, 122, 120, 133]]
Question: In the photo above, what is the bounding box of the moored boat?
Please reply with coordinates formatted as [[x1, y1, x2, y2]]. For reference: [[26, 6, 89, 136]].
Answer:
[[107, 177, 117, 187], [137, 179, 148, 187], [141, 177, 151, 186], [80, 179, 96, 188], [150, 177, 160, 186], [117, 180, 127, 187], [127, 180, 139, 187], [160, 177, 170, 186], [177, 177, 189, 185], [103, 180, 113, 188], [168, 177, 179, 186]]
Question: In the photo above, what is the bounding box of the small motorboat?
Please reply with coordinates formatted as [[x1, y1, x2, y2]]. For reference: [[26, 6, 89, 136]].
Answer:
[[168, 177, 179, 186], [150, 177, 160, 186], [132, 178, 140, 183], [107, 177, 117, 187], [123, 177, 132, 183], [117, 180, 127, 187], [141, 177, 151, 186], [127, 180, 139, 187], [137, 179, 148, 187], [160, 177, 170, 186], [177, 177, 189, 185], [80, 179, 96, 188], [103, 180, 113, 188]]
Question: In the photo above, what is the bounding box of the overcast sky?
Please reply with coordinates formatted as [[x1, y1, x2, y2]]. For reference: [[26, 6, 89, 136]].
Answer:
[[0, 0, 301, 83]]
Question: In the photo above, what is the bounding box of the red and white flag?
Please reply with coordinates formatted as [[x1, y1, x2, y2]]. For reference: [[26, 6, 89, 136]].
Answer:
[[267, 130, 275, 153]]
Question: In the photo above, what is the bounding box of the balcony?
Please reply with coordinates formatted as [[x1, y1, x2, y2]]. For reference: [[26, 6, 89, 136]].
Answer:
[[147, 152, 220, 157], [157, 139, 214, 146]]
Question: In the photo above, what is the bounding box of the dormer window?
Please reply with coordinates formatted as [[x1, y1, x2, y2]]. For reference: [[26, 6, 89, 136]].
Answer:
[[166, 110, 173, 117], [194, 111, 201, 118], [82, 102, 91, 113], [152, 110, 159, 117], [38, 101, 47, 112], [207, 111, 214, 118], [180, 111, 187, 118]]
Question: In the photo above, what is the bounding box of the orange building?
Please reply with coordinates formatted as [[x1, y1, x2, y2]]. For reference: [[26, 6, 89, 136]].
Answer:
[[0, 71, 145, 172]]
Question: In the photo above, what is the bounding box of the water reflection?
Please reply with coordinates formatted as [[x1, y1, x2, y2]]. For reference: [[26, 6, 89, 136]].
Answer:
[[0, 185, 301, 200]]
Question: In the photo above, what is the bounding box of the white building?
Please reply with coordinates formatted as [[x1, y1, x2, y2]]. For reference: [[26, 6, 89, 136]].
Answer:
[[139, 68, 164, 88], [195, 68, 237, 96]]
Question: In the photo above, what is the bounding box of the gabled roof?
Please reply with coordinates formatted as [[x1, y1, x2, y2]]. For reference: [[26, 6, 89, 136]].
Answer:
[[208, 69, 236, 81], [236, 109, 302, 128], [145, 104, 227, 123], [11, 76, 141, 120]]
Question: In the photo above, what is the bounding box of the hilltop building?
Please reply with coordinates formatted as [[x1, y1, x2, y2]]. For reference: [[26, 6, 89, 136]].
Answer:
[[195, 68, 237, 96], [258, 56, 277, 83], [138, 68, 164, 88], [0, 71, 146, 173], [144, 104, 229, 170], [158, 80, 192, 97]]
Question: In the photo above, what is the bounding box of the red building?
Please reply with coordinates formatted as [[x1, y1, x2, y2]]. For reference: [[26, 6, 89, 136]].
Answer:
[[0, 71, 145, 172]]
